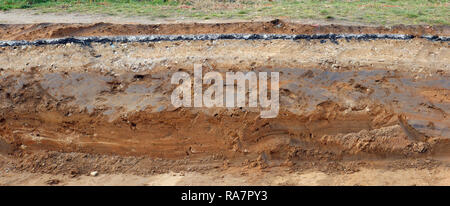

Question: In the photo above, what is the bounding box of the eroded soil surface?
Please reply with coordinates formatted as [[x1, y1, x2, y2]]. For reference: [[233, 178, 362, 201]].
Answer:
[[0, 21, 449, 185], [0, 19, 449, 41]]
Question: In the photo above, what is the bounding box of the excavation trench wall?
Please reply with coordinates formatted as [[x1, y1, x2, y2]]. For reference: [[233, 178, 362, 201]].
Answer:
[[0, 23, 449, 162]]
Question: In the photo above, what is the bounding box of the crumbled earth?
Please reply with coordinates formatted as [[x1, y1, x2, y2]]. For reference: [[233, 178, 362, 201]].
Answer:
[[0, 19, 449, 41]]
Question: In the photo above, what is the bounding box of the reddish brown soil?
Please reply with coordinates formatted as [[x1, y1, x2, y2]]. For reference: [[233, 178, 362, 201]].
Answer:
[[0, 20, 449, 41]]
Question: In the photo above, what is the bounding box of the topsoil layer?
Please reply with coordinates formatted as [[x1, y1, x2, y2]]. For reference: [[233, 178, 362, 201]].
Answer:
[[0, 19, 449, 41]]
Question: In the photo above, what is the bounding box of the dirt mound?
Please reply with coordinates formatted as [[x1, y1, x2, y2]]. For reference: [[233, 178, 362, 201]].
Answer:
[[0, 20, 449, 41]]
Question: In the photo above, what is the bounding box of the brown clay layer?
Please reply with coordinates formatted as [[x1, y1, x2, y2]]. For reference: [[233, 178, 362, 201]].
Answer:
[[0, 20, 449, 41]]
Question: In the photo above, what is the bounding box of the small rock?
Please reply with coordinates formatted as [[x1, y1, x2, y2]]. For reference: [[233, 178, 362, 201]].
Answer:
[[46, 179, 60, 185], [90, 171, 99, 177]]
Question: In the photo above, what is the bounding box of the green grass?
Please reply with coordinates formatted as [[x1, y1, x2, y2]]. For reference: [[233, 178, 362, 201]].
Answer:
[[0, 0, 449, 25]]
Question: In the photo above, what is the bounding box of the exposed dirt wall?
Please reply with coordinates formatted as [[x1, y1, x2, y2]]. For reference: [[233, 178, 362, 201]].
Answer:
[[0, 20, 449, 41]]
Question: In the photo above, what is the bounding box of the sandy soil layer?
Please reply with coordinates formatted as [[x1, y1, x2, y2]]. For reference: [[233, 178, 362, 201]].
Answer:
[[0, 149, 449, 186], [1, 166, 449, 186]]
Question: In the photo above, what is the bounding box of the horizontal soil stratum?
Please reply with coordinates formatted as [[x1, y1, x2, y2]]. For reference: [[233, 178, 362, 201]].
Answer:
[[0, 20, 449, 41], [0, 20, 449, 185]]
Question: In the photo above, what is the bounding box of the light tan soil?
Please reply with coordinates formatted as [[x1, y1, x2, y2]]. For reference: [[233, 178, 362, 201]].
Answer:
[[1, 167, 449, 186]]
